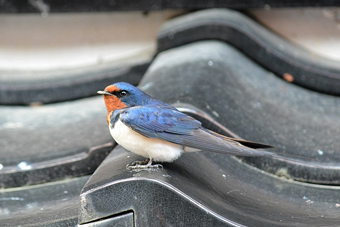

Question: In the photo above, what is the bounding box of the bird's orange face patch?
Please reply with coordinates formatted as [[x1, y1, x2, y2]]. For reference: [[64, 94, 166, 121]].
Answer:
[[106, 111, 113, 125], [104, 85, 118, 94], [102, 85, 127, 113]]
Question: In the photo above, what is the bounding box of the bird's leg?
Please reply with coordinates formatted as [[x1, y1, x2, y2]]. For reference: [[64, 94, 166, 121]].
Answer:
[[146, 158, 153, 167], [126, 158, 163, 170], [129, 158, 149, 166], [145, 158, 163, 169]]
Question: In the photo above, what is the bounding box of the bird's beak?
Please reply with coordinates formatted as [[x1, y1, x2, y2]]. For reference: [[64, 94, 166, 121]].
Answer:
[[97, 90, 112, 95]]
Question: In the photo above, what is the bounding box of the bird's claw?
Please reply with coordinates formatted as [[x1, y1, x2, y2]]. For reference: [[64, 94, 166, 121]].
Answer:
[[126, 158, 163, 171], [129, 159, 149, 166], [126, 163, 163, 170]]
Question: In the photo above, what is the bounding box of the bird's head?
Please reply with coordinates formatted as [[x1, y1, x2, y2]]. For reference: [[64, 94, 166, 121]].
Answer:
[[97, 82, 150, 113]]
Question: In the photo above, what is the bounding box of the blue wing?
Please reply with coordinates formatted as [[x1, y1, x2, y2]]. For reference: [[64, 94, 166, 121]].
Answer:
[[117, 106, 273, 156]]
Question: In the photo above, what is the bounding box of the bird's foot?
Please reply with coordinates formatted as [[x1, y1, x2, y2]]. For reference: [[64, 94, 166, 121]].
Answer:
[[126, 158, 163, 171], [129, 159, 149, 166]]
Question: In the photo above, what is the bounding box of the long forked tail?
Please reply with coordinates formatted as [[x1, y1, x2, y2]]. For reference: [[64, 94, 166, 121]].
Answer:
[[207, 130, 273, 149], [180, 128, 275, 157]]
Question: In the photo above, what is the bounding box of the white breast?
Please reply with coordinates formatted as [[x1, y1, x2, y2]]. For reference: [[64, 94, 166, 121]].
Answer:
[[109, 119, 184, 162]]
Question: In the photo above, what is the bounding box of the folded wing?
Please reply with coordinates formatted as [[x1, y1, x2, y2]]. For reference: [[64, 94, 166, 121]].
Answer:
[[118, 106, 274, 157]]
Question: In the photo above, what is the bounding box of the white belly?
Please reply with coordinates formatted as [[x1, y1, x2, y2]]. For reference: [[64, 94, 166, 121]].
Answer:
[[109, 119, 184, 162]]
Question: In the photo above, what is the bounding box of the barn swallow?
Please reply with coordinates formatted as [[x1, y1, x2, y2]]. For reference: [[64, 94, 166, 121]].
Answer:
[[98, 82, 273, 169]]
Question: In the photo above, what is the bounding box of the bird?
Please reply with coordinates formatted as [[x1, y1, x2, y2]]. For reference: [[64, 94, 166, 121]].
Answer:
[[97, 82, 274, 169]]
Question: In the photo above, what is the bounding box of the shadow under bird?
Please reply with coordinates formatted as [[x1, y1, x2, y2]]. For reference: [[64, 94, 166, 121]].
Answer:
[[97, 82, 273, 169]]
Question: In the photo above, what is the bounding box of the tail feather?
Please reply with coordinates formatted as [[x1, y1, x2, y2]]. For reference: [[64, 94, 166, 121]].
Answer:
[[207, 130, 273, 149], [180, 128, 275, 157]]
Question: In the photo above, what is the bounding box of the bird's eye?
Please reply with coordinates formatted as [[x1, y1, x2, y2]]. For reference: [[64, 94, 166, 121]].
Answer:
[[118, 90, 128, 98]]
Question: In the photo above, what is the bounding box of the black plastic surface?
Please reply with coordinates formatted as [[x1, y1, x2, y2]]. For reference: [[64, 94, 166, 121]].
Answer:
[[1, 0, 339, 13], [0, 143, 113, 188], [0, 47, 148, 188], [157, 9, 340, 96], [79, 146, 340, 227], [0, 176, 89, 226], [80, 211, 134, 227], [0, 95, 114, 188], [0, 61, 148, 105], [80, 147, 242, 227]]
